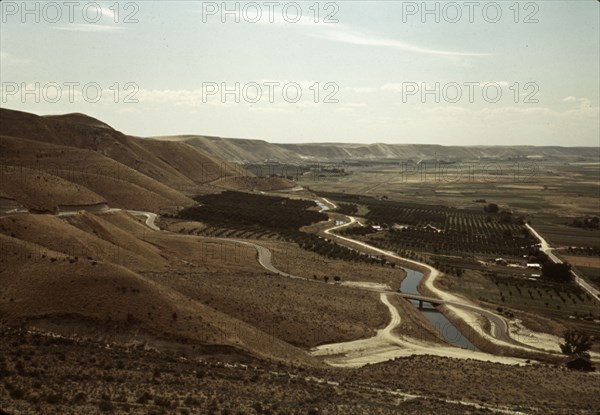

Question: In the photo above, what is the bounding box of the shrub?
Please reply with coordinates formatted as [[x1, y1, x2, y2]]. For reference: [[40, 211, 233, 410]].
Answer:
[[9, 387, 25, 400], [154, 396, 172, 408], [137, 391, 153, 404], [99, 399, 114, 412], [72, 391, 87, 404], [46, 393, 62, 404]]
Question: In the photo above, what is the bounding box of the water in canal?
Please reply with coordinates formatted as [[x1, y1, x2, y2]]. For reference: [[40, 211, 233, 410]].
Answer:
[[315, 200, 330, 212], [400, 267, 479, 351]]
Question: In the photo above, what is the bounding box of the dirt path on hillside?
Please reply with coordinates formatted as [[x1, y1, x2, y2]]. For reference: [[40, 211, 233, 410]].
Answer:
[[310, 293, 529, 367], [50, 202, 572, 364]]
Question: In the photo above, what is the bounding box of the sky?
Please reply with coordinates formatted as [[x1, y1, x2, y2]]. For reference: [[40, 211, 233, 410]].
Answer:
[[1, 1, 599, 146]]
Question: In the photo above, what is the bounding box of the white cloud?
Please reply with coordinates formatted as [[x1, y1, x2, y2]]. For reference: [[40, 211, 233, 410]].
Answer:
[[197, 5, 490, 58], [135, 86, 328, 108], [381, 82, 440, 92], [563, 96, 593, 108], [310, 27, 491, 57], [53, 24, 123, 32], [0, 52, 31, 65]]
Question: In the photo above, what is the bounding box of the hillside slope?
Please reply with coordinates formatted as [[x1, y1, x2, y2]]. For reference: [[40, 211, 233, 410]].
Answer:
[[1, 109, 244, 187], [0, 109, 317, 362], [155, 135, 596, 163], [0, 109, 275, 212], [155, 135, 298, 164], [0, 212, 316, 364], [0, 134, 193, 213]]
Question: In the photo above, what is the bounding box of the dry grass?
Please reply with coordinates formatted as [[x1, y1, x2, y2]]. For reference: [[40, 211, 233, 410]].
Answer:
[[142, 265, 388, 349], [0, 212, 320, 364], [355, 355, 600, 414], [0, 134, 193, 213], [0, 209, 392, 361], [1, 108, 284, 214], [389, 295, 446, 344], [0, 165, 106, 212], [1, 108, 244, 192], [265, 240, 405, 290], [0, 239, 314, 365], [0, 213, 165, 271], [563, 255, 600, 268], [2, 326, 598, 415], [214, 175, 297, 192]]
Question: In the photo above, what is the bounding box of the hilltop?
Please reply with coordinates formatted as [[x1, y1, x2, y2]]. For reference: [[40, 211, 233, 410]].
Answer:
[[0, 108, 312, 364], [154, 134, 596, 164], [0, 109, 294, 213]]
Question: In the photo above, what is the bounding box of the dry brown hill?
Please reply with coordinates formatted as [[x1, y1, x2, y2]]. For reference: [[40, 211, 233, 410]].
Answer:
[[212, 175, 296, 192], [0, 234, 314, 364], [155, 135, 298, 164], [0, 108, 271, 213], [0, 213, 163, 271], [156, 134, 597, 163], [1, 109, 243, 188], [0, 134, 192, 213], [0, 212, 316, 364], [1, 164, 106, 212], [0, 107, 318, 363]]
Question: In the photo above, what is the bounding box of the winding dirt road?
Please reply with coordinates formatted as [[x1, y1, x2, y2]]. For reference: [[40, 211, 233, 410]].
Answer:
[[213, 213, 537, 365], [55, 206, 160, 232], [310, 291, 528, 367], [133, 205, 594, 360], [126, 210, 160, 231], [215, 238, 308, 282], [48, 203, 558, 364], [324, 215, 515, 344]]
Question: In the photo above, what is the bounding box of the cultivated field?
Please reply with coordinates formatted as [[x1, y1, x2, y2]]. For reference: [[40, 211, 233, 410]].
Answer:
[[298, 161, 599, 216], [306, 172, 600, 350]]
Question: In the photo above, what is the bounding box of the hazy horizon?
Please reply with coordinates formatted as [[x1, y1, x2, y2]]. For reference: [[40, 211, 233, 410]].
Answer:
[[1, 1, 599, 146], [4, 105, 600, 149]]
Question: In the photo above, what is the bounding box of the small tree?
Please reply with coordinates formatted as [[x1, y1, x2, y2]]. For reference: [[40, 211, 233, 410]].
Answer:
[[484, 203, 499, 213], [560, 329, 593, 356], [542, 262, 572, 283]]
